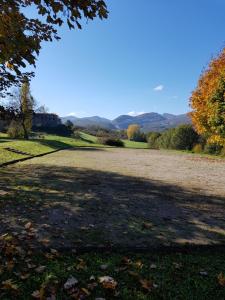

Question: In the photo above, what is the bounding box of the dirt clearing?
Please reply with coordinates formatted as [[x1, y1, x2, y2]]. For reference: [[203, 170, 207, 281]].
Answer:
[[0, 148, 225, 250]]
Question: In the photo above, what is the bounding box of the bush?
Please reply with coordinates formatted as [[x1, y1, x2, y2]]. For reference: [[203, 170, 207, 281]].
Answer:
[[204, 143, 223, 155], [97, 137, 124, 147], [192, 143, 203, 153], [171, 124, 199, 150], [134, 132, 147, 142], [221, 146, 225, 157], [157, 128, 176, 149], [7, 120, 24, 138], [148, 132, 161, 149], [73, 130, 81, 139]]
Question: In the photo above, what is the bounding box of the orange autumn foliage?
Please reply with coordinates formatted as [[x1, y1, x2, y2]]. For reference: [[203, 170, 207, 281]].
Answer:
[[190, 48, 225, 145]]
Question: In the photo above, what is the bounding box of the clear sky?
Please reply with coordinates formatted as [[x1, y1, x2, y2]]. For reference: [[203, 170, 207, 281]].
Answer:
[[30, 0, 225, 119]]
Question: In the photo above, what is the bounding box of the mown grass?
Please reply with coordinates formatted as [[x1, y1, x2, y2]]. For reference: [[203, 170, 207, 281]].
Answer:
[[0, 148, 28, 164], [123, 139, 149, 149], [0, 130, 148, 166], [79, 132, 98, 143], [1, 249, 225, 300], [79, 132, 149, 149], [0, 133, 103, 165]]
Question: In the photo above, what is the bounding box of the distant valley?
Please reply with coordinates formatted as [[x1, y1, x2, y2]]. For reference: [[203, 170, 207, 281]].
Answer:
[[61, 112, 191, 132]]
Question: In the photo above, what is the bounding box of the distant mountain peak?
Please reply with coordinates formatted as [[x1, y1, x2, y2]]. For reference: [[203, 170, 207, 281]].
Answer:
[[61, 112, 191, 132]]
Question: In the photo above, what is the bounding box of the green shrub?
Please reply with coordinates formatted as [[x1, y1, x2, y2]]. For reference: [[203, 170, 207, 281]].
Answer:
[[157, 128, 176, 149], [73, 130, 81, 139], [221, 146, 225, 157], [204, 143, 223, 155], [97, 137, 124, 147], [171, 124, 199, 150], [148, 132, 161, 149], [7, 120, 24, 138], [192, 143, 203, 153]]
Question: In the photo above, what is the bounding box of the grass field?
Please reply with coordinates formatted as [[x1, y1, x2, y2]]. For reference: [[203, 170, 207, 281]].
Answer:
[[0, 132, 149, 165], [123, 139, 149, 149], [79, 131, 149, 149], [0, 133, 104, 165], [1, 239, 225, 300], [79, 131, 98, 143]]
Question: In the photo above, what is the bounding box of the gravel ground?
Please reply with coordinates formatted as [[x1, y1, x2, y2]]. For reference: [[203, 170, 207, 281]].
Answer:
[[0, 148, 225, 250], [29, 148, 225, 196]]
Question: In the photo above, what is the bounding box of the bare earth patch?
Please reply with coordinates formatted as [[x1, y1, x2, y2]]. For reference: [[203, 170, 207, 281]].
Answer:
[[0, 148, 225, 250]]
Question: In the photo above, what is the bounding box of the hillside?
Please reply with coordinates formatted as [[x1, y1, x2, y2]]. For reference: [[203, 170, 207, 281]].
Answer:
[[62, 112, 191, 132], [61, 116, 115, 130]]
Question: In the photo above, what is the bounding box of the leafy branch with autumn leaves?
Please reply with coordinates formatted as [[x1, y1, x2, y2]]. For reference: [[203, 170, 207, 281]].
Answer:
[[0, 0, 108, 95], [190, 48, 225, 147]]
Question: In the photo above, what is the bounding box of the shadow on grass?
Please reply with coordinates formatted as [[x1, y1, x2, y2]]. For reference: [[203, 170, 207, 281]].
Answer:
[[0, 164, 225, 252], [35, 138, 73, 150], [79, 136, 94, 144], [0, 135, 72, 150]]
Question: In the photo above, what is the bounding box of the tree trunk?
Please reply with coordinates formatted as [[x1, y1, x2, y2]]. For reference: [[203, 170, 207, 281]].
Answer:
[[21, 118, 29, 140]]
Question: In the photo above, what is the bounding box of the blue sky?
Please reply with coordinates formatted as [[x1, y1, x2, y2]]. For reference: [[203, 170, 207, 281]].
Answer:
[[31, 0, 225, 119]]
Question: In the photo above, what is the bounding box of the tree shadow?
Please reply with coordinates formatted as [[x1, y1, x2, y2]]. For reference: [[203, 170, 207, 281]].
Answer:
[[33, 138, 106, 151], [0, 164, 225, 252], [33, 138, 73, 150]]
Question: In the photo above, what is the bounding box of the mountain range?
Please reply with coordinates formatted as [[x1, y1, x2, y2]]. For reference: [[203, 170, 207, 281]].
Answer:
[[61, 112, 191, 132]]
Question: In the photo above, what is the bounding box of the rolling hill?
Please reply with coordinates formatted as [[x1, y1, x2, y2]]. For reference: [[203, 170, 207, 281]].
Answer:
[[61, 112, 191, 132]]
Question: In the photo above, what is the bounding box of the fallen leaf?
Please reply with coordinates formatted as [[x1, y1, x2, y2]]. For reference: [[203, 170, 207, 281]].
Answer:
[[25, 222, 32, 230], [139, 279, 154, 292], [218, 273, 225, 287], [31, 290, 41, 299], [39, 239, 50, 246], [50, 249, 58, 256], [81, 287, 90, 295], [99, 276, 117, 290], [76, 259, 86, 270], [122, 256, 131, 263], [1, 279, 19, 292], [64, 276, 79, 290], [134, 260, 143, 269]]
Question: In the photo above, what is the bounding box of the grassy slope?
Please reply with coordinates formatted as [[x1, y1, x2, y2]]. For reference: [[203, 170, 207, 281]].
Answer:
[[79, 131, 149, 149], [79, 132, 98, 143], [0, 134, 102, 165]]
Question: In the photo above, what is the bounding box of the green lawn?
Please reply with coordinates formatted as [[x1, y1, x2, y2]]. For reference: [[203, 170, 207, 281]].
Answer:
[[79, 131, 149, 149], [0, 148, 28, 164], [0, 133, 103, 165], [123, 139, 149, 149], [79, 131, 98, 143]]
